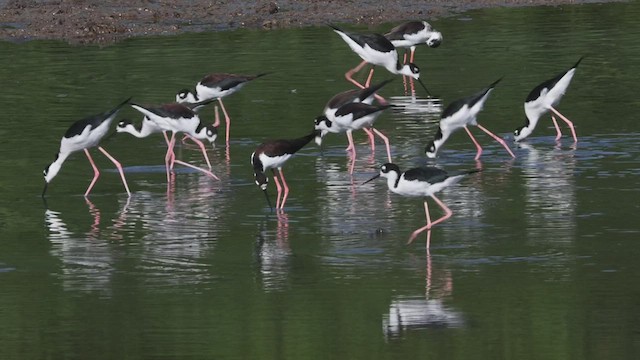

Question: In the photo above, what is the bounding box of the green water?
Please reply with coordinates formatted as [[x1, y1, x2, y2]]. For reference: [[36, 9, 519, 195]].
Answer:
[[1, 2, 639, 359]]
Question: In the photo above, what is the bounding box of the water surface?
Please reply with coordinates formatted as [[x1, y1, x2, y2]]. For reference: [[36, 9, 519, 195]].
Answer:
[[1, 2, 639, 359]]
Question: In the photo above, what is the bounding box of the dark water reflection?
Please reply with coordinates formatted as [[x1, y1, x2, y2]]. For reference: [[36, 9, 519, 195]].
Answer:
[[2, 2, 640, 359]]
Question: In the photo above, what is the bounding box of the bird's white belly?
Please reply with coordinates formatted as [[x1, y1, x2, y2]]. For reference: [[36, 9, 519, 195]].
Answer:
[[197, 83, 244, 100], [63, 122, 110, 152], [259, 153, 292, 170]]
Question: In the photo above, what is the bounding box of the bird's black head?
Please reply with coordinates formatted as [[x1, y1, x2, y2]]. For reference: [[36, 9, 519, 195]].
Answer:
[[424, 140, 436, 155], [380, 163, 400, 174], [408, 63, 421, 75], [205, 124, 218, 138], [314, 115, 331, 128], [117, 118, 133, 128], [254, 171, 268, 190]]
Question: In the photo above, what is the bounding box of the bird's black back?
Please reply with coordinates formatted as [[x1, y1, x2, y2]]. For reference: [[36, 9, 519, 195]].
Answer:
[[526, 57, 583, 103], [335, 102, 392, 120], [330, 25, 395, 53], [441, 78, 501, 119], [64, 97, 131, 138], [403, 167, 450, 184], [256, 130, 320, 158], [385, 21, 424, 40]]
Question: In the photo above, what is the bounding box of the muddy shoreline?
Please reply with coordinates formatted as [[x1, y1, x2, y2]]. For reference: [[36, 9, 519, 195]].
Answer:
[[0, 0, 617, 44]]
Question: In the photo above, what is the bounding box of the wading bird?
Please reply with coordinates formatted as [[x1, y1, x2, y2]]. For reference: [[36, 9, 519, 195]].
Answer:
[[129, 101, 219, 182], [43, 98, 132, 197], [177, 73, 267, 143], [252, 130, 320, 210], [363, 163, 479, 246], [514, 57, 583, 142], [330, 25, 431, 98], [425, 78, 515, 160]]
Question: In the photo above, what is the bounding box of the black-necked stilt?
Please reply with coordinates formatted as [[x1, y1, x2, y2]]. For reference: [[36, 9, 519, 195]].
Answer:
[[514, 57, 583, 142], [43, 98, 132, 197], [252, 129, 320, 210], [315, 102, 392, 174], [385, 21, 443, 65], [116, 109, 218, 176], [176, 73, 267, 143], [329, 25, 431, 97], [425, 78, 515, 160], [317, 79, 392, 149], [363, 163, 479, 246], [129, 101, 219, 182]]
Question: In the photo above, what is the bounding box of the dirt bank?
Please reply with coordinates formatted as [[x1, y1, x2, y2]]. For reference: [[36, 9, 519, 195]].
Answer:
[[0, 0, 616, 44]]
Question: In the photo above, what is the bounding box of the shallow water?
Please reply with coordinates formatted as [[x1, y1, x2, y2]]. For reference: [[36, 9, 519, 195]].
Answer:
[[1, 2, 639, 359]]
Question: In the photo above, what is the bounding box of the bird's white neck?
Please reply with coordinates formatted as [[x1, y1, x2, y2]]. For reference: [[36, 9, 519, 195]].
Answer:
[[393, 63, 419, 79], [44, 151, 70, 184], [426, 128, 451, 158], [514, 109, 540, 142], [383, 171, 401, 191]]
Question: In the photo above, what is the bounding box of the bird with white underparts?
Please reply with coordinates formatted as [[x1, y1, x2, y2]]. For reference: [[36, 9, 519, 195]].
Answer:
[[252, 129, 320, 210], [116, 107, 218, 176], [315, 102, 392, 174], [43, 98, 132, 198], [385, 20, 443, 65], [425, 78, 515, 160], [329, 24, 431, 99], [363, 163, 480, 247], [176, 73, 268, 144], [514, 57, 583, 143], [129, 100, 219, 182], [316, 79, 392, 150]]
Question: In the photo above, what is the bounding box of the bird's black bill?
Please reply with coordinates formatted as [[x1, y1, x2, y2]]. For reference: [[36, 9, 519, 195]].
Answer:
[[361, 173, 380, 185], [263, 189, 273, 211], [417, 78, 433, 98], [42, 183, 48, 198]]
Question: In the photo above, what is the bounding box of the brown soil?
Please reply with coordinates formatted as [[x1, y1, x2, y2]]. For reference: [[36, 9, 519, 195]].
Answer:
[[0, 0, 613, 45]]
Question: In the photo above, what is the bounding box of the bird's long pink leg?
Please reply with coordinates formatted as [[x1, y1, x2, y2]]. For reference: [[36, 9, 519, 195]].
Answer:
[[97, 146, 131, 197], [213, 105, 221, 128], [551, 116, 562, 141], [429, 194, 453, 228], [408, 199, 434, 245], [464, 126, 483, 160], [346, 130, 357, 174], [173, 160, 220, 180], [362, 128, 375, 151], [277, 168, 290, 209], [365, 67, 375, 88], [165, 132, 176, 182], [161, 131, 176, 170], [363, 67, 388, 104], [218, 98, 232, 145], [476, 124, 516, 158], [345, 60, 368, 89], [84, 149, 101, 197], [371, 127, 392, 162], [550, 106, 577, 143], [271, 169, 283, 209], [186, 135, 213, 170], [409, 47, 416, 63]]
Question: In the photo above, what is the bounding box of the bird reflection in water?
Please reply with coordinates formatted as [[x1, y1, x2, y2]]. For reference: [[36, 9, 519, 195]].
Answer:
[[255, 212, 291, 292], [518, 142, 577, 244], [383, 231, 464, 339], [44, 199, 127, 294]]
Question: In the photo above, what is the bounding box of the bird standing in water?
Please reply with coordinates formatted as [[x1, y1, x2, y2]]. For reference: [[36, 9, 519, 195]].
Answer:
[[514, 57, 583, 143], [43, 98, 132, 198], [364, 163, 479, 247], [252, 129, 320, 210]]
